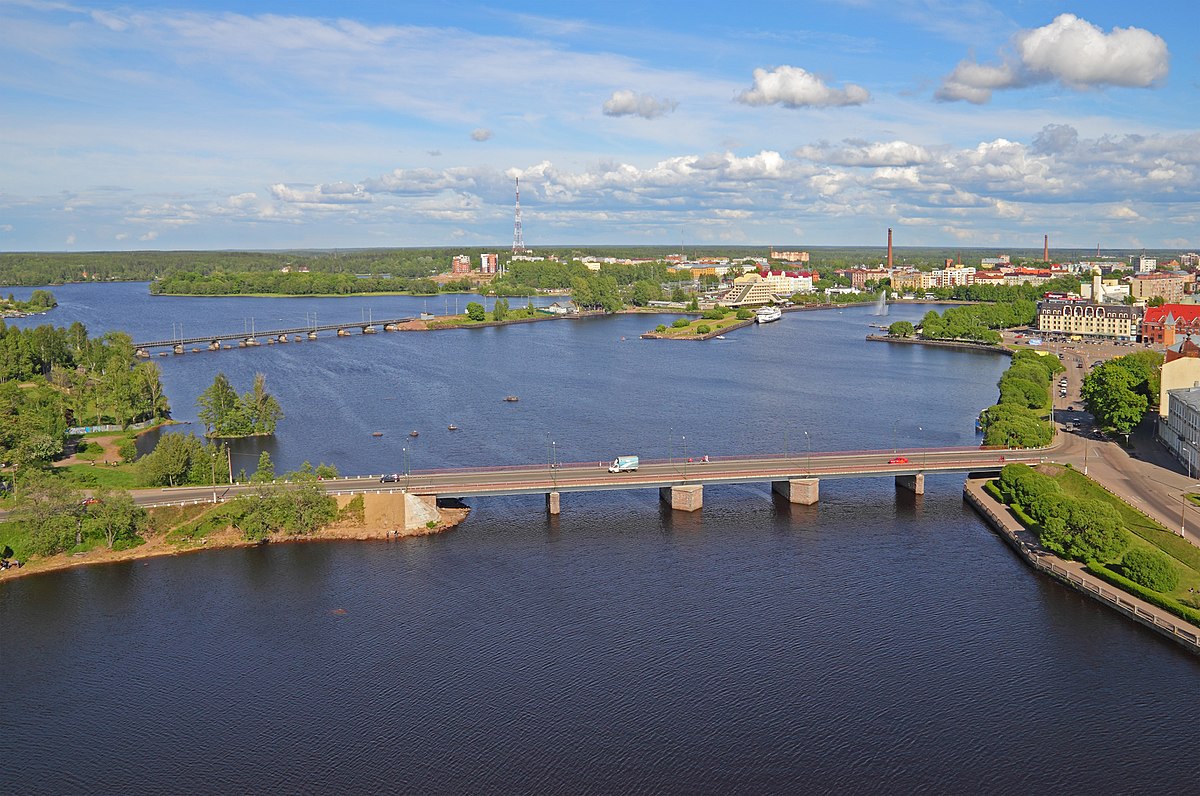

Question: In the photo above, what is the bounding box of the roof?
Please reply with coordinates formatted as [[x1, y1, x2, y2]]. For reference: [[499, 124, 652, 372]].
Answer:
[[1167, 385, 1200, 414], [1144, 304, 1200, 326], [1167, 334, 1200, 353]]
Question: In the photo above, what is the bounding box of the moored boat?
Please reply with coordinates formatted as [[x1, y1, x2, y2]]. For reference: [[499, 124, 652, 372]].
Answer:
[[755, 306, 782, 324]]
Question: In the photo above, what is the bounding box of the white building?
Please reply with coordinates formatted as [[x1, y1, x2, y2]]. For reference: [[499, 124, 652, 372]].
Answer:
[[1161, 385, 1200, 476], [1132, 254, 1158, 274]]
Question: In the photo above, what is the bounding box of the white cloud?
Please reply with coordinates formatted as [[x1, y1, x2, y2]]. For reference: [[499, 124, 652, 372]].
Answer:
[[736, 66, 869, 108], [115, 232, 128, 240], [937, 14, 1168, 103], [470, 128, 492, 141], [1105, 206, 1141, 221], [139, 230, 158, 241], [0, 224, 12, 232], [269, 182, 370, 205], [65, 233, 76, 245], [602, 90, 678, 119], [797, 140, 930, 167]]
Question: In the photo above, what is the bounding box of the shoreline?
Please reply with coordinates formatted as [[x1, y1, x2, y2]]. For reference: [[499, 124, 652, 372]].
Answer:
[[963, 479, 1200, 655], [0, 504, 470, 582], [866, 334, 1012, 355]]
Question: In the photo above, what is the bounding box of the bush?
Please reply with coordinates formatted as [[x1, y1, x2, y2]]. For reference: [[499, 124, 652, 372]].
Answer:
[[655, 324, 666, 333], [1087, 563, 1200, 626], [736, 309, 753, 320], [696, 325, 711, 335], [1120, 547, 1180, 592], [671, 318, 690, 329], [117, 438, 137, 462]]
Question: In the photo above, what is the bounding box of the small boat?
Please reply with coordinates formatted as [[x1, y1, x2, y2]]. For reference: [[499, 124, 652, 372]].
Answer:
[[504, 395, 520, 402], [409, 430, 419, 437], [715, 335, 726, 340], [371, 431, 384, 437], [447, 424, 458, 431]]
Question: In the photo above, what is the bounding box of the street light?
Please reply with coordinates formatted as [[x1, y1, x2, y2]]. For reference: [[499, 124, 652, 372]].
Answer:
[[402, 447, 410, 491], [804, 430, 811, 474], [682, 435, 687, 481], [918, 426, 926, 470]]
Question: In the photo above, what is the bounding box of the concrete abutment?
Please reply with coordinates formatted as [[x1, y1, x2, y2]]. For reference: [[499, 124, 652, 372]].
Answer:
[[772, 478, 819, 505], [546, 491, 560, 515], [896, 473, 925, 495], [659, 484, 703, 511]]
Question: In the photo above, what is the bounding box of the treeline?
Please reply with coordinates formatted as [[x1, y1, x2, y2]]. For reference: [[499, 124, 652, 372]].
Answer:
[[152, 271, 476, 296], [995, 464, 1129, 562], [0, 321, 169, 469], [978, 350, 1063, 448], [918, 300, 1036, 344], [1081, 351, 1162, 435]]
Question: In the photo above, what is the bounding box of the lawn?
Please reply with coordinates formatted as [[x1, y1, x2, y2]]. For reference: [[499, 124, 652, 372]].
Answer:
[[650, 314, 750, 339]]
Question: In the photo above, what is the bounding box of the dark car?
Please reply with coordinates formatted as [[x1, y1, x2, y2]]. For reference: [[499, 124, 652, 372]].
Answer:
[[380, 473, 400, 483]]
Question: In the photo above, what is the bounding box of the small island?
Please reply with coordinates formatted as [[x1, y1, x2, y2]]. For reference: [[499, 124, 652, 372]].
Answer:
[[1, 289, 56, 317]]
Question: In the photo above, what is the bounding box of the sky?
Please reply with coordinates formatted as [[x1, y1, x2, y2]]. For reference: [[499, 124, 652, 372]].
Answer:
[[1, 0, 1197, 251]]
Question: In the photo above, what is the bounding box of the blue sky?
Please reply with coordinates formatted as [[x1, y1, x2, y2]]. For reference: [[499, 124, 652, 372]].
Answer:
[[1, 0, 1197, 251]]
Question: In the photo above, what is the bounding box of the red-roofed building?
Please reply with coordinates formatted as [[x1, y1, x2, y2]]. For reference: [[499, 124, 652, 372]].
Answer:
[[1142, 304, 1200, 345]]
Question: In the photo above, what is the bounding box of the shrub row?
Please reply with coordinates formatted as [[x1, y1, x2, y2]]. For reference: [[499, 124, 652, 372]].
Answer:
[[1085, 563, 1200, 628]]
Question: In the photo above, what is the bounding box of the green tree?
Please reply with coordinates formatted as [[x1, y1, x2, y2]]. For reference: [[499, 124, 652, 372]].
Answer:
[[86, 487, 147, 549], [1120, 547, 1180, 592], [492, 298, 509, 321], [13, 470, 82, 556], [630, 279, 662, 306], [888, 321, 915, 338], [465, 302, 486, 321], [252, 450, 276, 483], [196, 373, 240, 436], [1082, 363, 1148, 434], [245, 373, 283, 435]]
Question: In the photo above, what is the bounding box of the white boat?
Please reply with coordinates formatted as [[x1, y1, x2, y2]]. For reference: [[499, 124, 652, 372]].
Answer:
[[754, 306, 782, 324]]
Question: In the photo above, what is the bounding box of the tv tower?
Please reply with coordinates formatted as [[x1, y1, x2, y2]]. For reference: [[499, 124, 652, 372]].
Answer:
[[512, 177, 526, 254]]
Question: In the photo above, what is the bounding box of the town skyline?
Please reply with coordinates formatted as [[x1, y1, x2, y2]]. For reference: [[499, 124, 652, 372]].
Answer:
[[1, 1, 1196, 251]]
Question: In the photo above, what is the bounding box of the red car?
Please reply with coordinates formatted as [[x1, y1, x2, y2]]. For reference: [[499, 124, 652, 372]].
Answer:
[[81, 497, 101, 506], [888, 456, 909, 465]]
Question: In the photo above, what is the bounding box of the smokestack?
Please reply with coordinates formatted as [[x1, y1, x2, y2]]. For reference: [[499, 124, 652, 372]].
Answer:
[[1044, 234, 1049, 263], [887, 227, 893, 269]]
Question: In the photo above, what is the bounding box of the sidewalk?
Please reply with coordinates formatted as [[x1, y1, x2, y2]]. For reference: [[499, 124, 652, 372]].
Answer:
[[964, 478, 1200, 656]]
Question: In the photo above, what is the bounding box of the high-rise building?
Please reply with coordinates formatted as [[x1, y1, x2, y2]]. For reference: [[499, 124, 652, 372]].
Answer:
[[480, 253, 499, 274], [451, 254, 471, 274]]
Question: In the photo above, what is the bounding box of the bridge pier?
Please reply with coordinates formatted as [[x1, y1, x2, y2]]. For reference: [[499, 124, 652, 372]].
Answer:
[[772, 478, 819, 505], [136, 348, 150, 358], [660, 484, 703, 512], [362, 325, 377, 334], [337, 328, 351, 336], [278, 334, 288, 344], [173, 344, 184, 355], [896, 473, 925, 495], [209, 341, 221, 351], [307, 331, 318, 340], [546, 491, 560, 515]]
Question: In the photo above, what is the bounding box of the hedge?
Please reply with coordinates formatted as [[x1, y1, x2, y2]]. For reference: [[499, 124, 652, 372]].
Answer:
[[1085, 562, 1200, 628]]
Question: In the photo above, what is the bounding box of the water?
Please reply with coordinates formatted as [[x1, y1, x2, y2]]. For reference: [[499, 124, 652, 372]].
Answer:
[[3, 283, 1199, 793]]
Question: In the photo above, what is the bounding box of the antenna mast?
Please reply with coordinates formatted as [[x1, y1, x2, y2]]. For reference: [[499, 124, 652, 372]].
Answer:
[[512, 177, 525, 254]]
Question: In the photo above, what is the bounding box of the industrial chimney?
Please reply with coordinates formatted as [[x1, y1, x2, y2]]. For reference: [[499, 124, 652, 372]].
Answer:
[[1043, 234, 1049, 263], [887, 227, 893, 269]]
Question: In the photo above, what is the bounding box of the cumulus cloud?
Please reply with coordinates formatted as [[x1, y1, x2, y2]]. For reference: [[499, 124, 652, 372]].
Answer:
[[937, 14, 1168, 103], [1031, 124, 1078, 155], [602, 90, 678, 119], [796, 140, 930, 167], [736, 66, 869, 108], [470, 128, 492, 142], [269, 182, 370, 205]]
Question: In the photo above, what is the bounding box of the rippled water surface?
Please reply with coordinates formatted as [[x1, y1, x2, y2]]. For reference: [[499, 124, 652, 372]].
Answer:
[[3, 283, 1199, 793]]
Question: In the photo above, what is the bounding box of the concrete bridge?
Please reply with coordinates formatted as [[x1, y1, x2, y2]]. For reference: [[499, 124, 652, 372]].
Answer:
[[137, 445, 1038, 519], [132, 316, 418, 356]]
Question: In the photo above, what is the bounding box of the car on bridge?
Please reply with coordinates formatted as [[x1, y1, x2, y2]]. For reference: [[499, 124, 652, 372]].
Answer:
[[888, 456, 909, 465], [380, 473, 400, 483]]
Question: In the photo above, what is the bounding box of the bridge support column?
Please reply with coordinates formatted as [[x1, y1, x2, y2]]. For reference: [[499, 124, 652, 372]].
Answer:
[[772, 478, 819, 505], [660, 484, 702, 512], [173, 344, 184, 355], [337, 328, 351, 336], [307, 331, 318, 340], [136, 348, 150, 358], [896, 473, 925, 495], [209, 341, 220, 351], [546, 491, 560, 515]]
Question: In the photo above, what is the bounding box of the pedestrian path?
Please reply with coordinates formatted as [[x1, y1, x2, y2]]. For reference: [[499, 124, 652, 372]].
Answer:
[[964, 479, 1200, 656]]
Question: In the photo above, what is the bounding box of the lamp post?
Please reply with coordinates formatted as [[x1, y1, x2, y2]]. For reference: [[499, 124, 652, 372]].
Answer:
[[891, 420, 898, 453], [918, 426, 926, 470], [402, 447, 410, 491], [804, 430, 811, 474], [210, 451, 218, 504], [682, 435, 687, 481]]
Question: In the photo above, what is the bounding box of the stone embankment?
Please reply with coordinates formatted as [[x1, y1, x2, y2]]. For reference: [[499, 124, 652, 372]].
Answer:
[[964, 479, 1200, 655], [867, 334, 1012, 355]]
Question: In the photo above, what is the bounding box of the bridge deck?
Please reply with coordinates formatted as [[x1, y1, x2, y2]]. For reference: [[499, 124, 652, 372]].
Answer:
[[134, 316, 417, 348]]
